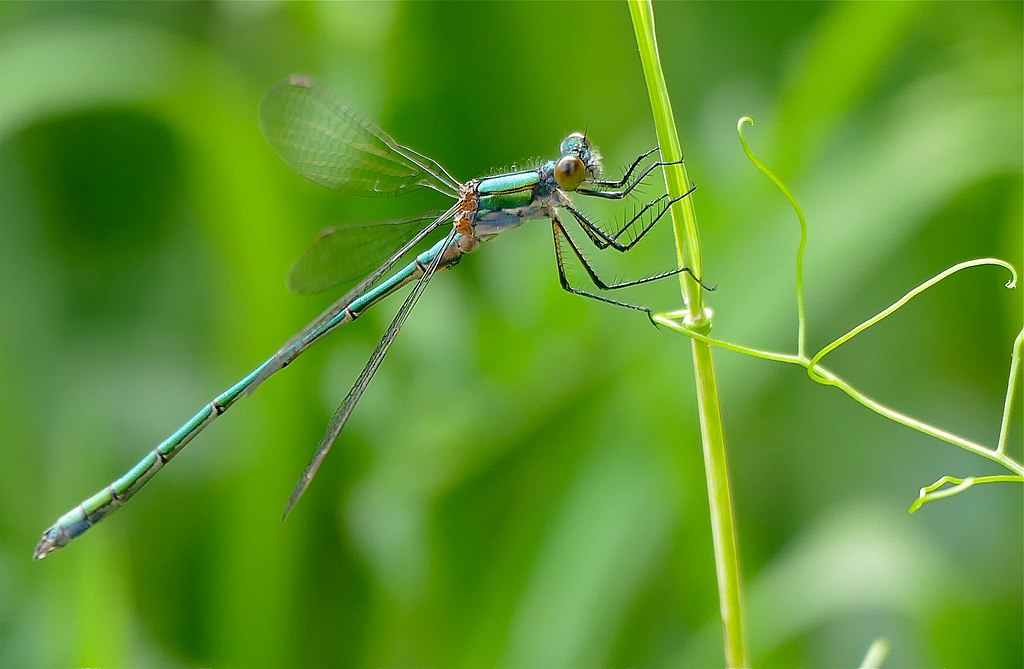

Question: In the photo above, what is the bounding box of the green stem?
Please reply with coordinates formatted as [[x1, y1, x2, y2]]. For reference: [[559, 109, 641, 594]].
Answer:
[[628, 2, 749, 667], [858, 638, 891, 669], [997, 329, 1023, 455]]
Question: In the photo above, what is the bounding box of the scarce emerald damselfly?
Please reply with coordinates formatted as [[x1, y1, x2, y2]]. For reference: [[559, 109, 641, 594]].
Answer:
[[34, 75, 706, 559]]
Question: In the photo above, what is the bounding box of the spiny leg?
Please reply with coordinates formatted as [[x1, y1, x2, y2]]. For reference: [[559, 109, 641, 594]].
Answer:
[[550, 215, 688, 319], [604, 187, 696, 247], [564, 192, 673, 251], [552, 215, 692, 290], [576, 157, 685, 200], [588, 147, 658, 189], [563, 183, 699, 257]]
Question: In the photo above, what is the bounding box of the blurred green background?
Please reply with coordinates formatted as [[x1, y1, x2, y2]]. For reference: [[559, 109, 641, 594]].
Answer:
[[1, 1, 1020, 667]]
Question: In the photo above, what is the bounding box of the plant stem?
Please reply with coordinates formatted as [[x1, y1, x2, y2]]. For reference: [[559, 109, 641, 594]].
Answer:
[[858, 638, 891, 669], [628, 2, 749, 667]]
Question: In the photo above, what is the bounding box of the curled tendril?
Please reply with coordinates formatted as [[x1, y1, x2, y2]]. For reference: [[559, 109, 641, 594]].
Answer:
[[658, 116, 1024, 511], [909, 475, 1024, 513], [737, 116, 809, 357]]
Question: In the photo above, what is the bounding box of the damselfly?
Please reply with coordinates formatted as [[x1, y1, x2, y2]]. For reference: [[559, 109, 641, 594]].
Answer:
[[34, 76, 704, 559]]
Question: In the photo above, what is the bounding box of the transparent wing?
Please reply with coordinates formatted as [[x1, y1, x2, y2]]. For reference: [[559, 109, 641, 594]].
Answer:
[[260, 76, 461, 198], [283, 228, 461, 519], [246, 205, 458, 395], [287, 213, 444, 294]]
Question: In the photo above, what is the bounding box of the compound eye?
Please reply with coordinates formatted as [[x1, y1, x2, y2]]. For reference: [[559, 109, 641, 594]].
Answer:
[[554, 155, 586, 191], [570, 131, 590, 150], [559, 132, 588, 157]]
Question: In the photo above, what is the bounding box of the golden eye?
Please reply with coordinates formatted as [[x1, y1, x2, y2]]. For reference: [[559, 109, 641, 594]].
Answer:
[[554, 155, 585, 191]]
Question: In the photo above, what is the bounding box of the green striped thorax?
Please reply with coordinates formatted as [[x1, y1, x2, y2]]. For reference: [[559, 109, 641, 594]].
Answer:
[[453, 132, 604, 245]]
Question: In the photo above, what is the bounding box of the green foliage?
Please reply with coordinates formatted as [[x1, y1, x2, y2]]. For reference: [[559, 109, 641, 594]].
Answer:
[[1, 2, 1020, 667]]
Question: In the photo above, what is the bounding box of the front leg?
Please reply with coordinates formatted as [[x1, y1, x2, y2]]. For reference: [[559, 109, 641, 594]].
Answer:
[[577, 153, 685, 200], [587, 146, 658, 189]]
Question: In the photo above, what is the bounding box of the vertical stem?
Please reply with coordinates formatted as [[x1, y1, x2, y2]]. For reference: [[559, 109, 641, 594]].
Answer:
[[627, 2, 749, 667], [996, 329, 1023, 455]]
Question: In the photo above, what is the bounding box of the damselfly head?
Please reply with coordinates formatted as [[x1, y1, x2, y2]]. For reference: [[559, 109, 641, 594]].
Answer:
[[556, 132, 602, 191]]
